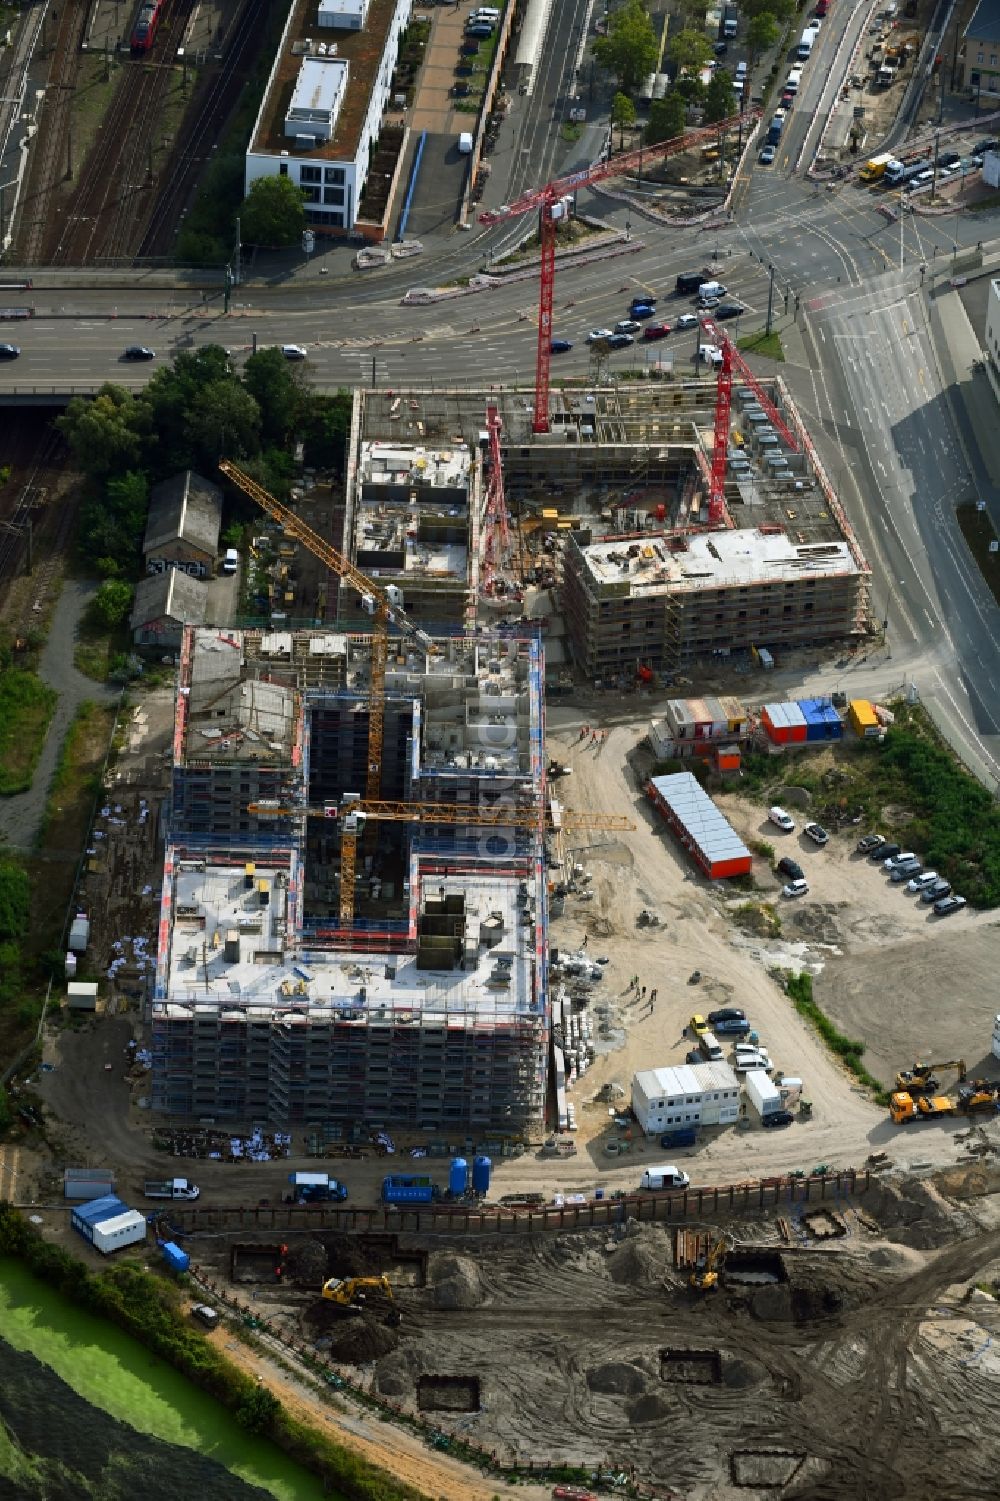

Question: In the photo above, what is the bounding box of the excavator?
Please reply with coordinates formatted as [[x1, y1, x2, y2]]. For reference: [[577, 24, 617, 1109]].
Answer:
[[689, 1234, 731, 1293], [894, 1059, 966, 1094], [321, 1275, 401, 1325]]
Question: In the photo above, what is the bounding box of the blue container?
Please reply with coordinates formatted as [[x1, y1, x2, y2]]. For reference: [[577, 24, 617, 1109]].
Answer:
[[161, 1240, 190, 1273], [448, 1157, 468, 1196], [472, 1154, 491, 1195]]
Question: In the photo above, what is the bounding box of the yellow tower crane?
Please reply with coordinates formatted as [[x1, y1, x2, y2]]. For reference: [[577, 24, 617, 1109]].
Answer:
[[218, 460, 437, 801], [248, 797, 636, 925]]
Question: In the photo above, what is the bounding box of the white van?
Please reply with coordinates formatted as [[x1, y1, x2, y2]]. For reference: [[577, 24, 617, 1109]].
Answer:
[[474, 5, 500, 17], [785, 67, 803, 94], [221, 547, 239, 575], [640, 1165, 691, 1190], [697, 279, 726, 300], [458, 131, 474, 154], [698, 1029, 724, 1062]]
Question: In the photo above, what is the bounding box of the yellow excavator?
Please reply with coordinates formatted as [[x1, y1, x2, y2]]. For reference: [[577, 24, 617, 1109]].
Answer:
[[894, 1059, 966, 1094], [689, 1235, 731, 1294], [321, 1275, 401, 1325]]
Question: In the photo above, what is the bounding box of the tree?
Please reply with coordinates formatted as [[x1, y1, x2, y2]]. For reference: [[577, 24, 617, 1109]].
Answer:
[[646, 93, 687, 145], [142, 347, 252, 475], [188, 379, 261, 467], [744, 0, 793, 22], [704, 68, 735, 122], [235, 1385, 282, 1433], [92, 579, 135, 629], [299, 391, 353, 470], [80, 470, 149, 576], [239, 175, 306, 247], [668, 27, 713, 72], [243, 347, 305, 446], [611, 91, 637, 149], [674, 73, 706, 106], [593, 0, 658, 93], [746, 11, 780, 65], [57, 386, 143, 479]]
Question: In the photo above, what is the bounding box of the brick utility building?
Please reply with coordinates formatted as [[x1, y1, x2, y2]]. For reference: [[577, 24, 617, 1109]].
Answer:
[[151, 625, 549, 1134], [244, 0, 412, 234], [143, 471, 223, 579]]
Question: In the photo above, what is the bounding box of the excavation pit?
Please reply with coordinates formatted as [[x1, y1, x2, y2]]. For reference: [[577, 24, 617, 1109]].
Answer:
[[659, 1348, 722, 1385], [416, 1375, 481, 1412], [730, 1450, 805, 1487], [801, 1209, 847, 1239], [724, 1250, 787, 1285]]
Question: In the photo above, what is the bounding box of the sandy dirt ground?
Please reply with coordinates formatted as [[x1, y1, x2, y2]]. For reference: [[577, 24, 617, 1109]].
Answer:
[[190, 1166, 1000, 1500]]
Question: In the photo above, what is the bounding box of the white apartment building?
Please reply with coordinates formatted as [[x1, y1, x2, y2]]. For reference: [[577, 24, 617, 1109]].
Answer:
[[245, 0, 412, 232]]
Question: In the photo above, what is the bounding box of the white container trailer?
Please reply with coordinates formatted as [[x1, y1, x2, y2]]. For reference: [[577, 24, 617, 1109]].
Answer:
[[68, 914, 91, 953], [744, 1067, 781, 1118], [92, 1210, 147, 1255]]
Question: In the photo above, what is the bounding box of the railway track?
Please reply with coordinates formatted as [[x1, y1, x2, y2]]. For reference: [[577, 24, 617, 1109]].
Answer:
[[49, 0, 196, 265], [14, 4, 88, 265], [0, 425, 67, 609], [139, 0, 269, 258]]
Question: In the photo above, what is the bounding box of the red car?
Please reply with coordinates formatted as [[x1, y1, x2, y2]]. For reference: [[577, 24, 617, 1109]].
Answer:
[[815, 0, 829, 13], [642, 322, 671, 341], [552, 1489, 599, 1501]]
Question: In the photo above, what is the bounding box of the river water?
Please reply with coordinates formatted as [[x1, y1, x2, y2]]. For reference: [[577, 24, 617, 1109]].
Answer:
[[0, 1259, 333, 1501]]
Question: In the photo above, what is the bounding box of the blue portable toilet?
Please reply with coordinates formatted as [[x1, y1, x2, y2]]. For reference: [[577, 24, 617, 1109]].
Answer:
[[472, 1154, 491, 1195], [161, 1240, 190, 1273], [448, 1157, 468, 1196]]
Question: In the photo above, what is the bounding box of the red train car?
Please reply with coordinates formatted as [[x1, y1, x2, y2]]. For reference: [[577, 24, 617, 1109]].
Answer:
[[130, 0, 163, 53]]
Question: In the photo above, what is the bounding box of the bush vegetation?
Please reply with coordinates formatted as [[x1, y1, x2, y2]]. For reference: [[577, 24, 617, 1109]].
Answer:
[[0, 669, 58, 795], [0, 1204, 426, 1501]]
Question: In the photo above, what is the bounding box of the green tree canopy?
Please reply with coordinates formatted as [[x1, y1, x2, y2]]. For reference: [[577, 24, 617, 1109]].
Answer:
[[188, 379, 261, 467], [143, 347, 252, 474], [747, 11, 780, 61], [92, 579, 135, 628], [668, 27, 713, 72], [57, 386, 144, 478], [243, 347, 306, 446], [646, 93, 687, 144], [593, 0, 658, 93], [239, 175, 307, 247], [704, 68, 736, 122], [674, 73, 706, 105], [611, 91, 638, 147], [744, 0, 793, 22], [80, 470, 150, 576], [299, 391, 353, 470]]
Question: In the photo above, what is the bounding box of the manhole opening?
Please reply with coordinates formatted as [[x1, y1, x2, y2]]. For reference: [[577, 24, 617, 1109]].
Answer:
[[416, 1374, 481, 1412], [659, 1348, 722, 1384], [724, 1250, 787, 1284], [801, 1209, 847, 1239]]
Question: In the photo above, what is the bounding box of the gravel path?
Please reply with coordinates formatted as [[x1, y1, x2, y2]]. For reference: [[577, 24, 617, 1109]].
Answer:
[[0, 579, 118, 850]]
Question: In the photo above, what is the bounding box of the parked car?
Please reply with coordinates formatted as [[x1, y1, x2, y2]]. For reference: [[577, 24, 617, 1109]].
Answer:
[[761, 1109, 795, 1128], [631, 294, 657, 311], [890, 859, 922, 882], [630, 303, 657, 319], [857, 833, 885, 854], [675, 312, 699, 329], [0, 343, 20, 359], [643, 322, 671, 340], [586, 327, 613, 342], [973, 137, 999, 154], [921, 879, 952, 903], [907, 871, 939, 892], [606, 332, 634, 349], [123, 345, 156, 360], [734, 1051, 772, 1073], [803, 822, 829, 846], [937, 150, 960, 168], [191, 1304, 220, 1329], [782, 878, 810, 898], [769, 806, 795, 832], [777, 856, 804, 881], [550, 338, 573, 353], [685, 1049, 702, 1064], [689, 1013, 709, 1035], [933, 894, 967, 915], [714, 1017, 752, 1036], [759, 144, 776, 165], [714, 303, 745, 320], [281, 344, 308, 360], [883, 850, 916, 871], [615, 319, 641, 334], [708, 1007, 746, 1024], [872, 842, 900, 862]]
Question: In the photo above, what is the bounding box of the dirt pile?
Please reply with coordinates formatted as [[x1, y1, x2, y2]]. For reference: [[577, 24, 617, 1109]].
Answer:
[[426, 1252, 484, 1309], [284, 1238, 328, 1286], [376, 1346, 427, 1396], [586, 1360, 648, 1395], [866, 1175, 979, 1249], [327, 1316, 400, 1364], [606, 1234, 667, 1286]]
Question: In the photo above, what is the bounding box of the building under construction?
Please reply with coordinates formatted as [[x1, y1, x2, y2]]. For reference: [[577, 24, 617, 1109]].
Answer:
[[342, 378, 869, 673], [151, 624, 549, 1131]]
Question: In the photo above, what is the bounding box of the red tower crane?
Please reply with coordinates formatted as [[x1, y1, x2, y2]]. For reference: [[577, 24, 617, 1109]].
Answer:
[[481, 400, 517, 598], [479, 112, 758, 435]]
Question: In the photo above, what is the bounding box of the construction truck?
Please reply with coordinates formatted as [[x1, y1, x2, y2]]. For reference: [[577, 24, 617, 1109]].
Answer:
[[890, 1092, 956, 1124], [894, 1059, 966, 1094], [322, 1275, 401, 1324], [690, 1234, 731, 1293], [957, 1083, 1000, 1115]]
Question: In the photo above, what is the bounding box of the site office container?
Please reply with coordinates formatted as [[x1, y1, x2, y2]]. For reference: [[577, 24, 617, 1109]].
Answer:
[[71, 1195, 128, 1242], [64, 1169, 116, 1200], [797, 698, 844, 742], [744, 1068, 781, 1117], [91, 1211, 147, 1255], [761, 702, 807, 744], [848, 698, 880, 737]]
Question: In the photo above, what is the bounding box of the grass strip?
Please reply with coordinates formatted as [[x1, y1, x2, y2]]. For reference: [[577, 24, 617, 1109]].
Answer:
[[0, 671, 57, 796], [786, 971, 888, 1103]]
